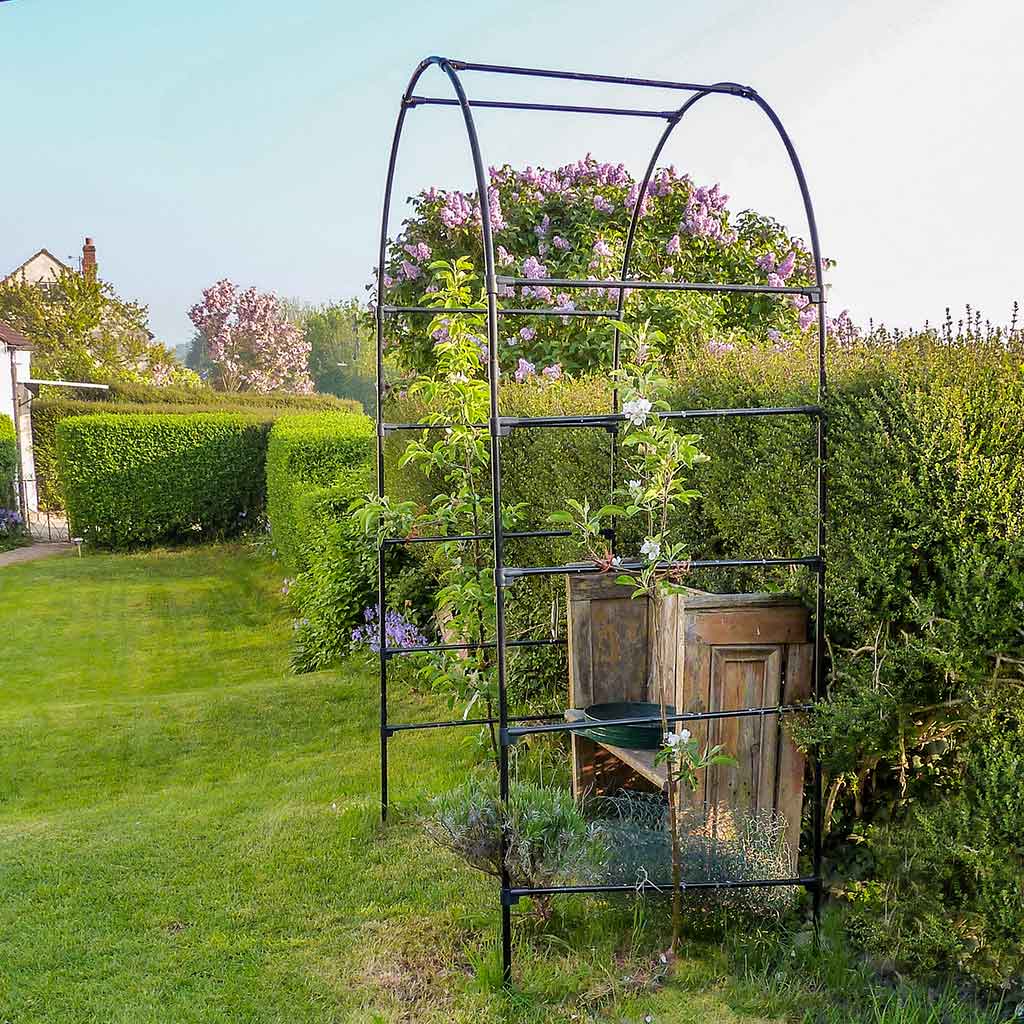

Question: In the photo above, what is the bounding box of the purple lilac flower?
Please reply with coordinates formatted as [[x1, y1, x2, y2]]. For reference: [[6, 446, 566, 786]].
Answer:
[[592, 238, 612, 259], [497, 245, 514, 266], [799, 307, 817, 331], [439, 191, 474, 229], [767, 273, 784, 288], [352, 605, 427, 654], [767, 328, 781, 342], [776, 250, 796, 280], [552, 235, 571, 251], [542, 363, 562, 380], [666, 234, 681, 255], [538, 240, 550, 256], [532, 286, 552, 303], [519, 327, 536, 342], [400, 260, 420, 281], [522, 256, 548, 280], [404, 242, 432, 262], [707, 339, 736, 355], [555, 293, 571, 307], [593, 195, 614, 213], [533, 214, 551, 238], [382, 274, 394, 289], [757, 252, 777, 273], [515, 357, 536, 382]]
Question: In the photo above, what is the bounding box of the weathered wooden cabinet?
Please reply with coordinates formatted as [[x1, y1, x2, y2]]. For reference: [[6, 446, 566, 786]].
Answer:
[[567, 577, 812, 865]]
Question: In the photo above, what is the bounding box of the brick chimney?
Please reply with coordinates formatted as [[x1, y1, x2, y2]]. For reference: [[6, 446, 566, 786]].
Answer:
[[82, 237, 97, 281]]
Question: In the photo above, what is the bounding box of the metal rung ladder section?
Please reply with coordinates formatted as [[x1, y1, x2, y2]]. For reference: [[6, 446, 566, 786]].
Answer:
[[373, 56, 828, 983]]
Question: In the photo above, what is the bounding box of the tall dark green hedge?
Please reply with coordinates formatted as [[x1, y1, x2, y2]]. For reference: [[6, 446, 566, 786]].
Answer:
[[0, 413, 16, 506], [264, 412, 378, 672], [384, 340, 1024, 986], [56, 413, 270, 548]]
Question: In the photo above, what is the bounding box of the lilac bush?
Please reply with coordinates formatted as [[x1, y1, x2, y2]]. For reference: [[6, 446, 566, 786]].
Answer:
[[375, 155, 833, 374], [189, 280, 313, 393]]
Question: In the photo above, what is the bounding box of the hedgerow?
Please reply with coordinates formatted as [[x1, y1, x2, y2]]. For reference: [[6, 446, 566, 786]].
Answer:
[[382, 336, 1024, 987], [56, 412, 269, 548], [264, 412, 384, 672], [31, 389, 362, 507], [0, 413, 16, 505]]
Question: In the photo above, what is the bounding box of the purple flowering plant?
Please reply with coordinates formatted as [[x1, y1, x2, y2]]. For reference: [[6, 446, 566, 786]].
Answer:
[[375, 154, 830, 374]]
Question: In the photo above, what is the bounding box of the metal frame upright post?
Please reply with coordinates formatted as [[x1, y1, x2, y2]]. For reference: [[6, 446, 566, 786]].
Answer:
[[372, 56, 828, 984]]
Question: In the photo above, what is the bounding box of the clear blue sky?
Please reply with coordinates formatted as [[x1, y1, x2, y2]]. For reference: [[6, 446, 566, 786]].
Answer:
[[3, 0, 1022, 348]]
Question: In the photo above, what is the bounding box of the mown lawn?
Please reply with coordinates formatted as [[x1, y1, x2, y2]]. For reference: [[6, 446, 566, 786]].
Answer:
[[0, 545, 1005, 1023]]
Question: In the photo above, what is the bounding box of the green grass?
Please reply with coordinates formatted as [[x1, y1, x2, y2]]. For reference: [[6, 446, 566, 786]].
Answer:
[[0, 545, 1009, 1023]]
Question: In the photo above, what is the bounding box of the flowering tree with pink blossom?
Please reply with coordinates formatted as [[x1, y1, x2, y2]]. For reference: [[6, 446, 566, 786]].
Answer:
[[189, 279, 313, 393], [376, 155, 838, 375]]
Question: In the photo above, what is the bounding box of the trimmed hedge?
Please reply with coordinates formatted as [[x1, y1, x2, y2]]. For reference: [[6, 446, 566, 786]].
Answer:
[[32, 390, 362, 508], [264, 412, 375, 571], [56, 413, 270, 548], [0, 413, 16, 505], [263, 412, 378, 672], [101, 380, 361, 411], [383, 339, 1024, 987]]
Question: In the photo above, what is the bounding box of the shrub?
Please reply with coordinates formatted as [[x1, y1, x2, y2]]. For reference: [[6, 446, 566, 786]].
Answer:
[[422, 777, 605, 922], [382, 335, 1024, 986], [56, 412, 269, 548], [264, 412, 375, 571], [30, 390, 362, 508], [0, 413, 16, 505], [263, 412, 383, 672], [379, 156, 823, 375]]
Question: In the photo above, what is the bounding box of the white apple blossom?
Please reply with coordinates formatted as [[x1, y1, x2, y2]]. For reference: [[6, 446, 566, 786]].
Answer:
[[641, 537, 660, 562], [622, 397, 652, 426]]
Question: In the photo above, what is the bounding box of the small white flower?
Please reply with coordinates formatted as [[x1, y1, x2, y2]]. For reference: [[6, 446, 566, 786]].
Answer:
[[611, 556, 622, 567], [641, 537, 660, 562], [664, 731, 682, 749], [622, 397, 652, 426], [628, 479, 643, 493], [680, 728, 691, 743]]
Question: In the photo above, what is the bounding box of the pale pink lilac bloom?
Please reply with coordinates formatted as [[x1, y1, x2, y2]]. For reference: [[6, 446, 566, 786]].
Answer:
[[666, 234, 681, 255], [515, 357, 535, 382], [542, 363, 562, 380], [519, 327, 536, 341]]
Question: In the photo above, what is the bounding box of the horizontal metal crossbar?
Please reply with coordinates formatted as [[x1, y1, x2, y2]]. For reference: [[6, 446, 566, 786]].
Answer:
[[505, 702, 816, 739], [506, 876, 817, 900], [502, 555, 823, 583], [385, 711, 558, 735], [498, 406, 824, 429], [384, 636, 566, 658], [497, 276, 820, 299], [380, 304, 613, 319], [382, 528, 571, 546], [449, 59, 755, 98], [380, 405, 823, 434], [408, 96, 675, 119]]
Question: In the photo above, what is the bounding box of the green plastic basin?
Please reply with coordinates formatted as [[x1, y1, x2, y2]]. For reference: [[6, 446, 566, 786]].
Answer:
[[580, 701, 675, 750]]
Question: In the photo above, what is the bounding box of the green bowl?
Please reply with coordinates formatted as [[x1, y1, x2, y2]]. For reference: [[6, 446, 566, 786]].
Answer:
[[580, 701, 675, 750]]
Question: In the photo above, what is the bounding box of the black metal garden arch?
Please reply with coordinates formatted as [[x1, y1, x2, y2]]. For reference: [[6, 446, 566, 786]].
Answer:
[[373, 56, 828, 983]]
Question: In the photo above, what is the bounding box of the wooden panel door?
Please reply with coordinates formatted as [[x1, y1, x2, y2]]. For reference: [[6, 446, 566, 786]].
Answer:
[[567, 576, 652, 797]]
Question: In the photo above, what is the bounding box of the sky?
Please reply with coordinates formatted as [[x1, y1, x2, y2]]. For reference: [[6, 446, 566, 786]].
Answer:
[[2, 0, 1023, 349]]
